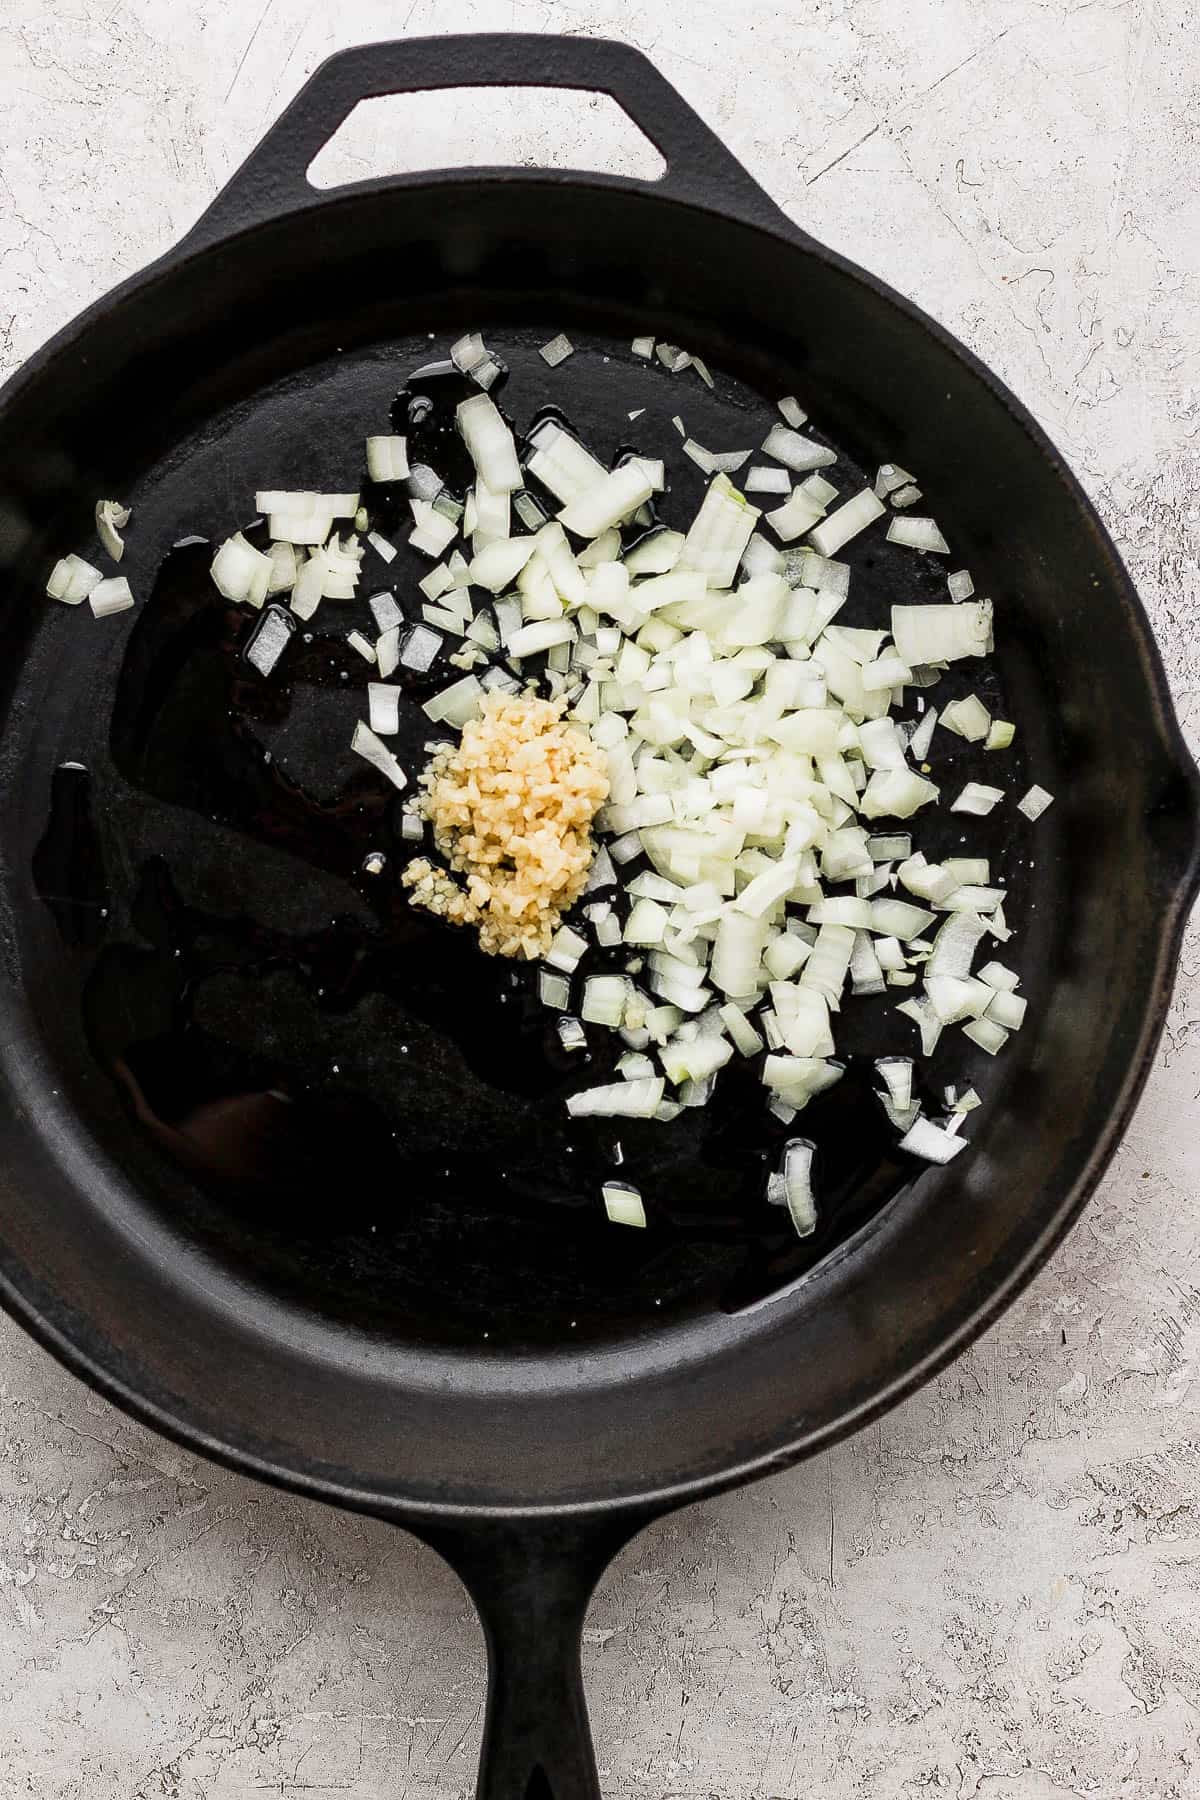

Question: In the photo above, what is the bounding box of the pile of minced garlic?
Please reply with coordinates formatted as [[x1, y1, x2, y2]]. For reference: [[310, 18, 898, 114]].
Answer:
[[402, 692, 609, 959]]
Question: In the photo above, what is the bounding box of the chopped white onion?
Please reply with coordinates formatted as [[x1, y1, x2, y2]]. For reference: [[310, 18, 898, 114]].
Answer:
[[559, 461, 657, 538], [457, 394, 521, 494], [951, 782, 1005, 816], [760, 424, 836, 472], [891, 602, 992, 665], [567, 1078, 664, 1118], [422, 672, 484, 727], [366, 436, 409, 483], [887, 515, 950, 554], [47, 553, 103, 605], [781, 1138, 817, 1237], [211, 533, 272, 609], [88, 576, 134, 618], [898, 1116, 967, 1163], [351, 720, 407, 790], [603, 1180, 647, 1227], [808, 489, 886, 558], [95, 499, 130, 561], [539, 334, 575, 367], [940, 695, 991, 741], [367, 682, 401, 736], [1018, 784, 1054, 821]]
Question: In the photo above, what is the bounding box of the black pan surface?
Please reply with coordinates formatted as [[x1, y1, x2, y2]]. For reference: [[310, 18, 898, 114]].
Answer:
[[0, 35, 1195, 1800]]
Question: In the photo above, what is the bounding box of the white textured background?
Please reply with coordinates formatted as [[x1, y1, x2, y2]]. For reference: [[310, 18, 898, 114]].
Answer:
[[2, 2, 1199, 1795]]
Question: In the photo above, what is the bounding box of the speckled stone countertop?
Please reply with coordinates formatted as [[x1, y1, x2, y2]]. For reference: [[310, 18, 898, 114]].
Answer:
[[2, 2, 1198, 1794]]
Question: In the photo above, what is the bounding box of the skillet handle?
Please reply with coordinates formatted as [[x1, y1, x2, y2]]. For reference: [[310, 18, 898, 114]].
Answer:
[[180, 34, 793, 252], [417, 1514, 645, 1800]]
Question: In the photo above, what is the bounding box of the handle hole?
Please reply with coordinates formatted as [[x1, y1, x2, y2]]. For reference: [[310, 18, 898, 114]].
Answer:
[[307, 88, 666, 190]]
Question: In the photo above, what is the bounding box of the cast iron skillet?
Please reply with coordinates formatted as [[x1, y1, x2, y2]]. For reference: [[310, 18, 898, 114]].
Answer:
[[0, 34, 1197, 1798]]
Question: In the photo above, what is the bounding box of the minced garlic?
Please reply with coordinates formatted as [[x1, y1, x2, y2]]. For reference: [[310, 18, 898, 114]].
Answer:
[[402, 692, 608, 958]]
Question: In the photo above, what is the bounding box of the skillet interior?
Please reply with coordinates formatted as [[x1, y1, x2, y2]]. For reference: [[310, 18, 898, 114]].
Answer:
[[0, 175, 1193, 1515]]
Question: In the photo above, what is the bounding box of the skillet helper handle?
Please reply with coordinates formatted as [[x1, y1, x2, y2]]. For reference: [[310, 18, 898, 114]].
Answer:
[[181, 33, 793, 252], [419, 1516, 641, 1800]]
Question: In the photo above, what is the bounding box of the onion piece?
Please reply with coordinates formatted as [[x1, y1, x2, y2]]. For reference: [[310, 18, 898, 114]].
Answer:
[[539, 969, 571, 1009], [891, 602, 992, 665], [632, 337, 654, 358], [559, 461, 657, 539], [46, 553, 103, 605], [602, 1181, 647, 1227], [898, 1116, 967, 1163], [1018, 784, 1054, 820], [257, 490, 358, 518], [266, 542, 299, 595], [985, 719, 1015, 751], [940, 695, 991, 741], [366, 436, 409, 483], [451, 332, 503, 389], [367, 682, 401, 736], [928, 910, 990, 979], [539, 334, 575, 366], [887, 515, 950, 554], [907, 707, 938, 761], [808, 488, 885, 558], [88, 576, 134, 617], [582, 974, 630, 1027], [369, 591, 404, 634], [951, 782, 1004, 816], [760, 424, 836, 472], [95, 499, 131, 561], [963, 1017, 1009, 1055], [408, 501, 458, 558], [469, 536, 537, 592], [527, 421, 607, 504], [873, 464, 915, 498], [546, 925, 589, 973], [457, 394, 521, 494], [351, 720, 407, 790], [677, 474, 760, 589], [422, 672, 484, 727], [567, 1078, 664, 1119], [744, 465, 793, 495], [397, 623, 441, 673], [947, 569, 974, 601], [507, 619, 576, 657], [211, 533, 272, 608], [780, 1138, 817, 1237], [766, 489, 825, 543]]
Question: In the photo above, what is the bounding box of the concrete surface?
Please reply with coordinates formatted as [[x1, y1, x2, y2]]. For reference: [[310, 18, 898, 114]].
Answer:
[[2, 0, 1199, 1794]]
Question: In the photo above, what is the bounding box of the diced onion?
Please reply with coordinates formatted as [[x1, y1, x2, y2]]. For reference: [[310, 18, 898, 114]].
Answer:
[[366, 436, 409, 483], [887, 516, 950, 554], [47, 553, 103, 605], [351, 720, 407, 790], [898, 1116, 967, 1163], [95, 499, 130, 561], [457, 394, 522, 494], [602, 1180, 647, 1227], [367, 682, 401, 735], [760, 424, 836, 472], [540, 334, 575, 367], [88, 576, 134, 617], [211, 533, 272, 609], [951, 782, 1004, 816], [1018, 784, 1054, 820], [808, 489, 885, 558], [567, 1078, 664, 1118]]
